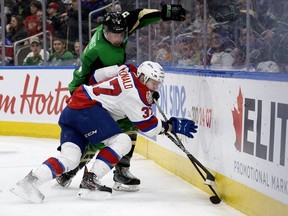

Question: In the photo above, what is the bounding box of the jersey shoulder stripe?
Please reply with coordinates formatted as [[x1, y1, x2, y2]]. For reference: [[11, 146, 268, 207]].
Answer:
[[132, 115, 158, 132]]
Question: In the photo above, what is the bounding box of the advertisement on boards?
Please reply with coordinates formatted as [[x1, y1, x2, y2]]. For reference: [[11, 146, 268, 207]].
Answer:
[[0, 68, 72, 123], [0, 68, 287, 204], [156, 72, 288, 205]]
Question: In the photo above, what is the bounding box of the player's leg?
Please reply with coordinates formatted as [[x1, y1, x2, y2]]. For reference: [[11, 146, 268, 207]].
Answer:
[[10, 110, 87, 203], [77, 111, 132, 199], [113, 118, 140, 191], [56, 117, 140, 191], [56, 143, 104, 187], [57, 105, 125, 199], [78, 133, 132, 200], [10, 142, 83, 203], [11, 105, 123, 202]]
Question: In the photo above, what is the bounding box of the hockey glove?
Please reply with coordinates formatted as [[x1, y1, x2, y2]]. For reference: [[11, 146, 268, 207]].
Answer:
[[169, 117, 197, 138], [160, 3, 186, 21]]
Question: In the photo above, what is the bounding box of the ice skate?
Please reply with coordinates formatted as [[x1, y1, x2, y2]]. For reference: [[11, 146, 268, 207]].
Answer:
[[55, 169, 78, 187], [78, 171, 112, 200], [113, 166, 140, 192], [10, 171, 44, 203], [56, 150, 96, 187]]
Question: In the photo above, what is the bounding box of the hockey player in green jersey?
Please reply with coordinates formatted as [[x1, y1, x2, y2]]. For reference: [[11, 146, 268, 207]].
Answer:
[[56, 3, 186, 191]]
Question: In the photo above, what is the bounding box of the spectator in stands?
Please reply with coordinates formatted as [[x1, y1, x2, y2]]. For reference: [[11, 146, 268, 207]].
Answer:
[[153, 40, 172, 66], [231, 27, 270, 70], [271, 32, 288, 73], [28, 10, 56, 38], [24, 0, 42, 36], [48, 36, 74, 66], [11, 0, 31, 19], [255, 2, 288, 73], [0, 27, 14, 65], [83, 0, 107, 21], [6, 15, 28, 43], [47, 2, 62, 32], [2, 2, 12, 25], [72, 39, 87, 66], [23, 36, 50, 66], [191, 30, 205, 67], [47, 0, 67, 14], [150, 21, 171, 45], [207, 0, 239, 24], [175, 34, 199, 67], [176, 12, 194, 34], [58, 0, 89, 51], [205, 27, 235, 69], [190, 1, 217, 32]]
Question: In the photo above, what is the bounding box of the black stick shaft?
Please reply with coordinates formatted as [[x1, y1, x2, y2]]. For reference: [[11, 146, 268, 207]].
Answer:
[[153, 99, 212, 176], [153, 99, 221, 200], [166, 133, 220, 199], [169, 132, 214, 180]]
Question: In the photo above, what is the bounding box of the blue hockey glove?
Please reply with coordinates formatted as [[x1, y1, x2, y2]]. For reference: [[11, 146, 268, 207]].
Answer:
[[169, 117, 198, 138], [160, 3, 186, 21]]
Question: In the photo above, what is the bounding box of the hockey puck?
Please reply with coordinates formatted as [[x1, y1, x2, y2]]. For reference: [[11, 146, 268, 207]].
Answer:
[[209, 195, 221, 204]]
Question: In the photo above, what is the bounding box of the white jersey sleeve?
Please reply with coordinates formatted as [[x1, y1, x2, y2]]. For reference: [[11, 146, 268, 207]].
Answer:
[[92, 65, 128, 83]]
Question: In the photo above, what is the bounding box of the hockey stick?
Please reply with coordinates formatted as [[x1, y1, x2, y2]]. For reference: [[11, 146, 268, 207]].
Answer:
[[152, 96, 214, 181], [165, 133, 215, 184], [153, 95, 221, 204], [164, 133, 221, 204]]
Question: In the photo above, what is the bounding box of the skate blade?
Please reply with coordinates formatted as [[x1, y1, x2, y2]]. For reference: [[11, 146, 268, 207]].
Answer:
[[10, 185, 44, 204], [113, 182, 139, 192], [55, 179, 72, 188], [52, 180, 72, 189], [78, 188, 112, 200]]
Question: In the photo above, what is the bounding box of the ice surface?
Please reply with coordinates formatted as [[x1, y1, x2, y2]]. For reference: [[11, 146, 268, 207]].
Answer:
[[0, 136, 244, 216]]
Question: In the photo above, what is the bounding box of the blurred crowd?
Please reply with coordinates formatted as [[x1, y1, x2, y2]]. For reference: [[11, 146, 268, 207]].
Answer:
[[134, 0, 288, 73], [1, 0, 109, 66], [0, 0, 287, 73]]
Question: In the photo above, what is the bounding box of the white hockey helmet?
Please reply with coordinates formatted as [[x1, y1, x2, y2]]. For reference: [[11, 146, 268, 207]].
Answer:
[[137, 61, 165, 84]]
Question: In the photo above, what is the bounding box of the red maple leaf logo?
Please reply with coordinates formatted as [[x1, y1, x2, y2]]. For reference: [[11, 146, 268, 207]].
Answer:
[[232, 88, 243, 152]]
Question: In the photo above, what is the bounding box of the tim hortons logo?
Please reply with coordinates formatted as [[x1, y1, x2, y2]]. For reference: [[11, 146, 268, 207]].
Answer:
[[0, 74, 70, 115]]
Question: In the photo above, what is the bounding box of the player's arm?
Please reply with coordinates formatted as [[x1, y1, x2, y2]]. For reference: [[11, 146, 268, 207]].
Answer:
[[123, 95, 196, 139], [90, 64, 137, 85], [68, 46, 103, 94], [90, 65, 127, 84], [124, 3, 186, 35], [126, 104, 197, 139]]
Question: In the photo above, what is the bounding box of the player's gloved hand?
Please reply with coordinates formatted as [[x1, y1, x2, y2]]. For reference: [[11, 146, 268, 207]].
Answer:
[[169, 117, 198, 138], [160, 3, 186, 21], [152, 91, 160, 103]]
